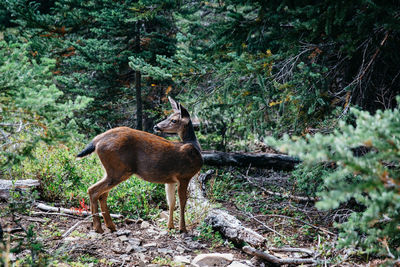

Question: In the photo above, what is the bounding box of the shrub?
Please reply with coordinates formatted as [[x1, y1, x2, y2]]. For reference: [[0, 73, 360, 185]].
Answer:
[[267, 97, 400, 259], [11, 142, 165, 219]]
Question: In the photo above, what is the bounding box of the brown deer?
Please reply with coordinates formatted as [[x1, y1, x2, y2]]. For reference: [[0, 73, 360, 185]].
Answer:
[[77, 97, 203, 233]]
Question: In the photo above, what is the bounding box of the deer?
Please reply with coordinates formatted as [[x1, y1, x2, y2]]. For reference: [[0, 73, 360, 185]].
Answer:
[[76, 97, 203, 233]]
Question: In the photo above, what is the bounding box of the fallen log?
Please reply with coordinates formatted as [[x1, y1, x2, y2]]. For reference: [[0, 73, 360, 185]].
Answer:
[[201, 151, 300, 171], [0, 179, 40, 200], [188, 173, 266, 247]]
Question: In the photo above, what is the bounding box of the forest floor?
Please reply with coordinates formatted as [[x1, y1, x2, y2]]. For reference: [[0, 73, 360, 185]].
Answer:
[[1, 167, 378, 266]]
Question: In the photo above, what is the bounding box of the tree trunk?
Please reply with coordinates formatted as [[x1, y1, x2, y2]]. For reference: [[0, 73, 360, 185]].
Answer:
[[135, 21, 142, 131], [201, 151, 300, 171]]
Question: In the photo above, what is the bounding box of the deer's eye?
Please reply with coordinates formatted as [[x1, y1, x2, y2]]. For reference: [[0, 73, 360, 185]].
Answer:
[[171, 119, 177, 123]]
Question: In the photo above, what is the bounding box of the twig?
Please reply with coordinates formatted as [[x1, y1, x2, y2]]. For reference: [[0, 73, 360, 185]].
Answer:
[[260, 214, 336, 237], [62, 216, 93, 239], [245, 212, 287, 239], [243, 245, 318, 265], [270, 247, 314, 257], [240, 174, 317, 202], [31, 211, 81, 219]]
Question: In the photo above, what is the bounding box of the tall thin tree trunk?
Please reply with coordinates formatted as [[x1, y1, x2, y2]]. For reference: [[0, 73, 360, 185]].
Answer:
[[135, 21, 142, 130]]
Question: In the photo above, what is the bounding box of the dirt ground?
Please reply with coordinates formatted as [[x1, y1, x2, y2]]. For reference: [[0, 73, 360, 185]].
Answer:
[[0, 168, 375, 266]]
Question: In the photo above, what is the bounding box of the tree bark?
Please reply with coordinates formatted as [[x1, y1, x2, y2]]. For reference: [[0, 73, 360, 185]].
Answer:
[[135, 21, 142, 131], [201, 151, 300, 171]]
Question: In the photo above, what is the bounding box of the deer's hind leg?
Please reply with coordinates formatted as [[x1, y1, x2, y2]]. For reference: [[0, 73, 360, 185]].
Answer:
[[88, 173, 127, 233], [177, 179, 190, 233], [99, 191, 116, 231]]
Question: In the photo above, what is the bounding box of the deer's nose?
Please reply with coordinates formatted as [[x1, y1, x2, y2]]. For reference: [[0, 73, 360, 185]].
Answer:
[[153, 125, 161, 132]]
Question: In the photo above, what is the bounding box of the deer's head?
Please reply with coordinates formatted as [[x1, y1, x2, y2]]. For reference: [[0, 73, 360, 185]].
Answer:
[[154, 97, 191, 135]]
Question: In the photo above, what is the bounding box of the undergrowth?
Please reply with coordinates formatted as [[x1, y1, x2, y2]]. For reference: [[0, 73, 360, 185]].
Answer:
[[7, 141, 165, 219]]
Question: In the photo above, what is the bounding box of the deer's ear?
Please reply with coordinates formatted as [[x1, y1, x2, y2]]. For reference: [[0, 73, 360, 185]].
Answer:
[[168, 96, 180, 112], [179, 103, 190, 118]]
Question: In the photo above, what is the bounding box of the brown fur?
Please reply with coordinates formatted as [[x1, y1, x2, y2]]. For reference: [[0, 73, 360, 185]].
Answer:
[[81, 98, 202, 233]]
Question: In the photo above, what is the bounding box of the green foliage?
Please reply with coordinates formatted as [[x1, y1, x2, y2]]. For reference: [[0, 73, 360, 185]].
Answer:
[[1, 189, 49, 266], [0, 41, 90, 167], [4, 0, 177, 132], [195, 222, 225, 249], [10, 142, 165, 219], [267, 97, 400, 258], [291, 163, 331, 197]]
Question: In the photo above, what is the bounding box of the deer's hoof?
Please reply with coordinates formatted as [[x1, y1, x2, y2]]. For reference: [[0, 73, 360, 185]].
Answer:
[[94, 226, 104, 234], [179, 228, 187, 233], [107, 224, 117, 232]]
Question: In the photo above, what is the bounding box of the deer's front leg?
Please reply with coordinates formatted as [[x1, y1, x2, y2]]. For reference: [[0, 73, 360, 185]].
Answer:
[[165, 183, 176, 230]]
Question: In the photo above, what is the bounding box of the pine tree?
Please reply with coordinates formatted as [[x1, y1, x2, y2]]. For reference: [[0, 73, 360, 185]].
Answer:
[[5, 0, 177, 133]]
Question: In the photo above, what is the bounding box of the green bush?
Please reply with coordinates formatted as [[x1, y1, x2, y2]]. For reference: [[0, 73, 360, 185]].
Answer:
[[267, 97, 400, 259], [12, 142, 165, 219]]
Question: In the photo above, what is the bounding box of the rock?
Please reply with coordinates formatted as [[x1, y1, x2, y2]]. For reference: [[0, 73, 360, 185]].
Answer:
[[228, 261, 250, 267], [192, 253, 234, 267], [143, 242, 157, 248], [118, 235, 129, 242], [128, 238, 142, 246], [157, 248, 174, 255], [160, 211, 169, 220], [140, 221, 150, 229], [159, 230, 168, 236], [125, 244, 134, 253], [119, 254, 131, 261], [176, 245, 187, 253], [116, 229, 131, 236], [174, 255, 192, 264], [87, 231, 101, 239]]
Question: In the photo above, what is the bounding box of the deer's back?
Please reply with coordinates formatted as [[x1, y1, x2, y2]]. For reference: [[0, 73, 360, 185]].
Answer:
[[93, 127, 202, 183]]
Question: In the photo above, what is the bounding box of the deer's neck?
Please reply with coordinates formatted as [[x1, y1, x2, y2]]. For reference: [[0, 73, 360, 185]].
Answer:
[[179, 120, 201, 152]]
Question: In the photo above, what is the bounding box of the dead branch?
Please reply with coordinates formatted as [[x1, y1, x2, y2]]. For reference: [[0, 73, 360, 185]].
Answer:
[[31, 211, 81, 219], [243, 245, 318, 266], [240, 174, 318, 202], [0, 179, 40, 200], [62, 216, 93, 238], [270, 247, 314, 256], [260, 214, 336, 237], [35, 203, 123, 219]]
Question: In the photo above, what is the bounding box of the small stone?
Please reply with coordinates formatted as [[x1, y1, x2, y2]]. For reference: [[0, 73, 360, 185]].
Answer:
[[157, 248, 173, 254], [9, 253, 16, 262], [134, 246, 147, 253], [140, 221, 150, 229], [159, 230, 168, 236], [174, 255, 191, 264], [119, 254, 131, 261], [125, 244, 134, 253], [192, 253, 234, 267], [143, 242, 157, 248], [228, 261, 250, 267], [160, 211, 169, 220], [176, 245, 187, 253], [128, 238, 141, 246], [87, 231, 101, 239], [116, 229, 131, 236], [119, 235, 129, 242]]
